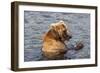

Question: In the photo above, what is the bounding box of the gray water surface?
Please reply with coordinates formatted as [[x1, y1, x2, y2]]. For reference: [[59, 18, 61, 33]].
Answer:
[[24, 11, 90, 62]]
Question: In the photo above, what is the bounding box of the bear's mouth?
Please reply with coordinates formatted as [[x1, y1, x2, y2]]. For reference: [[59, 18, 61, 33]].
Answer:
[[62, 34, 72, 41], [67, 35, 72, 40]]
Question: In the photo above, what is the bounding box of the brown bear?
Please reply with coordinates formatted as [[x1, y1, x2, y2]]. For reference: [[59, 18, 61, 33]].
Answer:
[[42, 21, 72, 60]]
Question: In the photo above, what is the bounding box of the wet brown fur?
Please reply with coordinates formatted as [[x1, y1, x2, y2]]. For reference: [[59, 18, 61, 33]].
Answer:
[[42, 21, 72, 60]]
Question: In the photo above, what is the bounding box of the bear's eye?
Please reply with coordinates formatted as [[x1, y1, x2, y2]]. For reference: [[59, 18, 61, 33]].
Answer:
[[63, 29, 66, 32], [62, 30, 66, 34]]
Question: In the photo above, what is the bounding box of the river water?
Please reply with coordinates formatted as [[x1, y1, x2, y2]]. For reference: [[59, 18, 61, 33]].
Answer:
[[24, 11, 90, 62]]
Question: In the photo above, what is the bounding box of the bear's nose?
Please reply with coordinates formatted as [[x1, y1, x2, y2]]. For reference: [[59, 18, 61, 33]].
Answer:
[[69, 35, 72, 39]]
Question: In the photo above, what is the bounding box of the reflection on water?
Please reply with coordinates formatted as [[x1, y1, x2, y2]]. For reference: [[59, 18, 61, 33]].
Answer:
[[24, 11, 90, 62]]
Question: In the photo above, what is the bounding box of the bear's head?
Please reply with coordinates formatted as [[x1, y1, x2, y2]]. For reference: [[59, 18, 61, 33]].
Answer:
[[50, 20, 72, 41]]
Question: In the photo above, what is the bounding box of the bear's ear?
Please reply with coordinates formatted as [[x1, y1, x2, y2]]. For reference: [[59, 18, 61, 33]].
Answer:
[[59, 20, 64, 24], [59, 20, 66, 26], [50, 23, 55, 29]]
